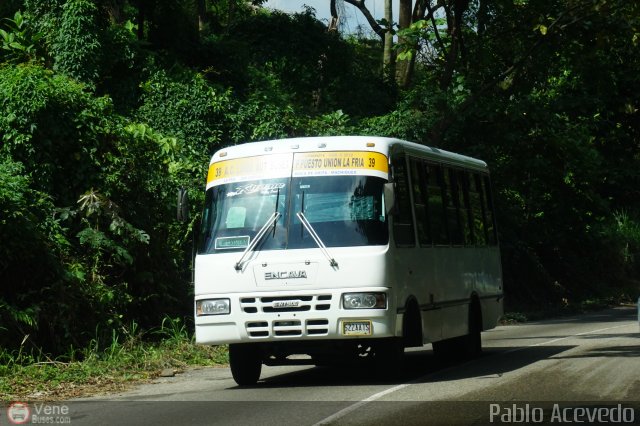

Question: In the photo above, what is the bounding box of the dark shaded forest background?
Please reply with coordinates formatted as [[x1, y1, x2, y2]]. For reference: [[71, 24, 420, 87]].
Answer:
[[1, 0, 638, 356]]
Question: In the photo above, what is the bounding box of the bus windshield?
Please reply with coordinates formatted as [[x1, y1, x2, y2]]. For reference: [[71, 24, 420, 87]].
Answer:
[[198, 175, 388, 254]]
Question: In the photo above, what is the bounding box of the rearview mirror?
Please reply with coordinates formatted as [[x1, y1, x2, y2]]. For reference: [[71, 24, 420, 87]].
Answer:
[[383, 182, 395, 215], [177, 188, 189, 222]]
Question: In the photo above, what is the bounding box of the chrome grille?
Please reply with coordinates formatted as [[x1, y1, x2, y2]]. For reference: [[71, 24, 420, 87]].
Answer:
[[240, 294, 333, 313], [245, 319, 330, 338]]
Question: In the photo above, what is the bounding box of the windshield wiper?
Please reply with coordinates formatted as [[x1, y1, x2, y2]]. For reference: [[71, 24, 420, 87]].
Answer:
[[296, 211, 338, 268], [234, 211, 281, 271]]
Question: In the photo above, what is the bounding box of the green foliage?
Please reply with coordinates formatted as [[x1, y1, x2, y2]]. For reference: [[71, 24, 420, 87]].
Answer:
[[0, 63, 107, 204], [306, 110, 355, 136], [51, 0, 104, 85], [137, 68, 231, 174], [0, 61, 189, 354], [0, 11, 43, 64], [98, 22, 143, 113], [0, 0, 22, 21], [0, 319, 228, 400], [147, 1, 199, 54], [597, 211, 640, 286], [207, 10, 394, 117], [0, 155, 72, 349], [226, 64, 305, 142], [500, 312, 528, 324]]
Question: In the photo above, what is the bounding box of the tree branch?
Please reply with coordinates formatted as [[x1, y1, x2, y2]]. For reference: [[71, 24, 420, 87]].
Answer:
[[427, 2, 587, 144], [342, 0, 386, 39], [425, 1, 446, 57], [328, 0, 339, 32]]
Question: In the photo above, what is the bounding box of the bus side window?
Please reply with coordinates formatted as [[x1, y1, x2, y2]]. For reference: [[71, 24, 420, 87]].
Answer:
[[392, 154, 415, 247], [410, 158, 431, 246], [444, 168, 464, 245], [459, 170, 474, 246], [426, 163, 449, 245], [482, 175, 498, 245], [470, 173, 487, 246]]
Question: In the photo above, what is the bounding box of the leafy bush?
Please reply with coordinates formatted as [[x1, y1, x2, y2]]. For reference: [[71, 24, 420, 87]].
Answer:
[[51, 0, 105, 85], [0, 157, 56, 332], [137, 68, 231, 182], [0, 11, 43, 64], [0, 62, 191, 353], [0, 63, 107, 205]]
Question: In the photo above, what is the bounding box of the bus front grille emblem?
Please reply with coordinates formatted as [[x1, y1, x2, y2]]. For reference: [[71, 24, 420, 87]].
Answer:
[[265, 271, 308, 280]]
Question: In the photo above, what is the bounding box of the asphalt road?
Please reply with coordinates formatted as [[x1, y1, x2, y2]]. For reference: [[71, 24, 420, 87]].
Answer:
[[65, 306, 639, 425]]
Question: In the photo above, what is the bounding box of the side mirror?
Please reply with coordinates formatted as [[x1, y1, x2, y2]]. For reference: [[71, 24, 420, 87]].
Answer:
[[177, 188, 189, 222], [383, 182, 395, 215]]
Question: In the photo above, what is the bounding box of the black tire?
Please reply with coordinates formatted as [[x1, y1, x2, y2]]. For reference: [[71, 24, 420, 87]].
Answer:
[[465, 301, 483, 357], [229, 344, 262, 386], [433, 301, 483, 360]]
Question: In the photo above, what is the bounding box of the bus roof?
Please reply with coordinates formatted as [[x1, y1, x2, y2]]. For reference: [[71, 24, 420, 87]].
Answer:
[[211, 136, 488, 170]]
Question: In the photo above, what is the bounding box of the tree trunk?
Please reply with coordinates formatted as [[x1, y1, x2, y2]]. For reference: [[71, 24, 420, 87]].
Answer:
[[395, 0, 413, 87], [383, 0, 394, 80], [197, 0, 206, 32]]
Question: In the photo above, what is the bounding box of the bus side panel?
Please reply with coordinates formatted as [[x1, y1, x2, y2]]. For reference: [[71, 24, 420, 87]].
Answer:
[[476, 246, 504, 331], [391, 244, 502, 343], [420, 310, 442, 344], [440, 304, 470, 341], [390, 243, 442, 344], [481, 296, 503, 332]]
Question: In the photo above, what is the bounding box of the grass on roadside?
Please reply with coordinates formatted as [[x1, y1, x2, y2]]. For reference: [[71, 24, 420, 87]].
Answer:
[[0, 317, 228, 401], [500, 294, 636, 325]]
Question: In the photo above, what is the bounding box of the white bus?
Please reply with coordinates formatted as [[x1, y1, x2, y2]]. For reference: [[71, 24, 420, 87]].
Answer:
[[194, 136, 503, 385]]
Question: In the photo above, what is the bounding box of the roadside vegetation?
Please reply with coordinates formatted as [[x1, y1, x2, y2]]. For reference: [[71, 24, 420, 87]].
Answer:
[[0, 317, 228, 400], [1, 0, 639, 398]]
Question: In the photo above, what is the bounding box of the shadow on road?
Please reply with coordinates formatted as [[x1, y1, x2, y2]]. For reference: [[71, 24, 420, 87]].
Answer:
[[551, 344, 640, 358], [232, 345, 575, 389]]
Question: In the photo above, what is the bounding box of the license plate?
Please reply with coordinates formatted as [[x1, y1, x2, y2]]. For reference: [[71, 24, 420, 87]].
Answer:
[[342, 320, 372, 336]]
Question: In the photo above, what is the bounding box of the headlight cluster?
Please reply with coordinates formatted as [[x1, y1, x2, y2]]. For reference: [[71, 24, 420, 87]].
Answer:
[[342, 292, 386, 309], [196, 299, 230, 316]]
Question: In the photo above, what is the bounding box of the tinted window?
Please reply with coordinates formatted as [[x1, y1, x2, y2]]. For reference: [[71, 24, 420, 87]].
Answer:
[[458, 170, 474, 245], [444, 169, 463, 245], [426, 163, 449, 245], [289, 176, 388, 248], [198, 179, 288, 253], [198, 175, 389, 254], [470, 173, 487, 246], [392, 154, 415, 247], [483, 175, 498, 245], [410, 158, 431, 246]]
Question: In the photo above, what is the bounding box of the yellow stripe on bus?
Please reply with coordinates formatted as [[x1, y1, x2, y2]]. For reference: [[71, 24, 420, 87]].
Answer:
[[207, 151, 388, 185], [207, 154, 293, 184], [293, 151, 388, 174]]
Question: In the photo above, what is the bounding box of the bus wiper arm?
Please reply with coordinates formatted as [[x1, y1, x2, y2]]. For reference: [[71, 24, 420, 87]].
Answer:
[[296, 212, 338, 268], [234, 211, 281, 271]]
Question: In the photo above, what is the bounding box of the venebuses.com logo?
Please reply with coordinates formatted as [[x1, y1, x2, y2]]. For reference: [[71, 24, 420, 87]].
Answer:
[[6, 401, 31, 424], [4, 401, 72, 424]]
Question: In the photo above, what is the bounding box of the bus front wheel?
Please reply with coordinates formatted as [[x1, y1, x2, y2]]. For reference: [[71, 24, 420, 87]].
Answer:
[[229, 343, 262, 386]]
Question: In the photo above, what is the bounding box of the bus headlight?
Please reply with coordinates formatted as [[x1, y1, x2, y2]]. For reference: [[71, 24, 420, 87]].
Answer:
[[342, 293, 386, 309], [196, 299, 231, 316]]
